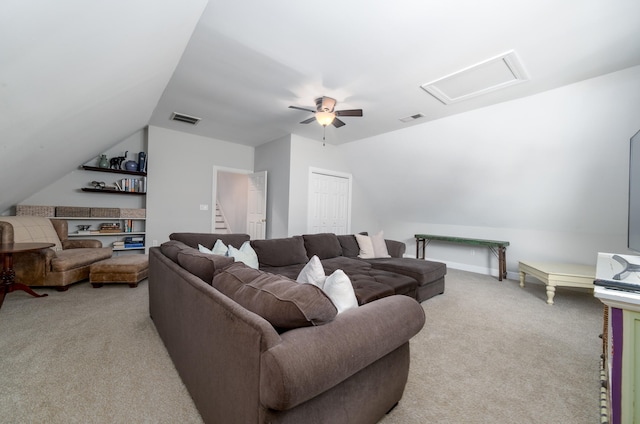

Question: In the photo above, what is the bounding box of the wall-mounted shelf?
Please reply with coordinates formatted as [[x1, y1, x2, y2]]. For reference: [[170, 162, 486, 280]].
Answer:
[[81, 188, 145, 195], [82, 165, 146, 177]]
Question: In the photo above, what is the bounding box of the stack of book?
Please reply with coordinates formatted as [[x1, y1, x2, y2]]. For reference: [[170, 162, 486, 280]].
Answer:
[[123, 235, 144, 249], [99, 222, 121, 233]]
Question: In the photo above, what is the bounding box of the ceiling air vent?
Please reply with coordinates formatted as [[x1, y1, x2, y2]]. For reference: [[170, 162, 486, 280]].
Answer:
[[170, 112, 201, 125], [400, 113, 425, 123], [420, 50, 529, 105]]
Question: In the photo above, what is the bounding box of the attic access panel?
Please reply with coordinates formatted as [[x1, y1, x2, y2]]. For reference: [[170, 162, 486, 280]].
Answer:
[[421, 50, 529, 105]]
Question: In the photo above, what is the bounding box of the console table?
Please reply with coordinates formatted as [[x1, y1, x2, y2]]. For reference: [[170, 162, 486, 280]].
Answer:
[[415, 234, 509, 281], [0, 242, 54, 308]]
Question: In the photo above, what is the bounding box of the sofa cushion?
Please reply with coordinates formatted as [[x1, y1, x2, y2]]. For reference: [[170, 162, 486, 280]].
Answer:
[[51, 247, 113, 271], [160, 240, 191, 263], [251, 236, 308, 267], [212, 262, 337, 330], [0, 216, 63, 251], [302, 233, 343, 260], [337, 234, 360, 258], [177, 249, 235, 284]]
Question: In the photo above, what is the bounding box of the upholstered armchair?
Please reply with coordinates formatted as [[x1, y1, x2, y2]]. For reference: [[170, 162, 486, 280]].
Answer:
[[0, 217, 113, 291]]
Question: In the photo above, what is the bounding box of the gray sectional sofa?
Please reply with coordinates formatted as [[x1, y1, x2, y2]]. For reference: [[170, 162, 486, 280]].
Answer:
[[149, 233, 427, 424], [170, 231, 447, 303]]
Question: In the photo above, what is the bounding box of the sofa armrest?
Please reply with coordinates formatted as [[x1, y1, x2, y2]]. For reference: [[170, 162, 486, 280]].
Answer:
[[260, 295, 425, 410], [62, 239, 103, 249], [385, 239, 406, 258]]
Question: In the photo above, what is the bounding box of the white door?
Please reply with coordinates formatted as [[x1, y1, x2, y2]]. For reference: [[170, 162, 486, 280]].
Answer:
[[308, 170, 351, 235], [247, 171, 267, 240]]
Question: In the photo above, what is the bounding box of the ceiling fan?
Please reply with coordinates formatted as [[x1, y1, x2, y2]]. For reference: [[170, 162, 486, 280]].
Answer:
[[289, 96, 363, 128]]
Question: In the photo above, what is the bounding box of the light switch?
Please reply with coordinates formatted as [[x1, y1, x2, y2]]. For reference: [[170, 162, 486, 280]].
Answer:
[[199, 204, 209, 211]]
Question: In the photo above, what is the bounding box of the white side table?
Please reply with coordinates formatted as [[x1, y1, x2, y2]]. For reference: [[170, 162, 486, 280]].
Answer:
[[518, 261, 596, 305]]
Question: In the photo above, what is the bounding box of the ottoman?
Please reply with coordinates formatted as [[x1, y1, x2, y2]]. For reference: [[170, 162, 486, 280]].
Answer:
[[90, 254, 149, 288]]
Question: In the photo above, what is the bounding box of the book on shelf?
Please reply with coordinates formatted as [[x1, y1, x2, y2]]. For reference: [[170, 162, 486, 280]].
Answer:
[[116, 177, 147, 193], [99, 229, 122, 233], [124, 236, 144, 243], [124, 243, 144, 248]]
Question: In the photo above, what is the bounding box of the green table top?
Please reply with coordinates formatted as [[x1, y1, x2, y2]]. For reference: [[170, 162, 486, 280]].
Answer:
[[415, 234, 510, 247]]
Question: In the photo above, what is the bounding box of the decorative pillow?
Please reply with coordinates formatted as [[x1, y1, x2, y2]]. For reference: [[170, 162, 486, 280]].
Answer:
[[228, 241, 259, 269], [198, 239, 228, 256], [296, 255, 327, 289], [322, 269, 358, 314], [212, 239, 229, 255], [370, 230, 391, 258], [0, 216, 63, 251], [354, 233, 375, 259], [212, 262, 337, 329], [302, 233, 343, 259], [177, 250, 235, 284], [354, 231, 390, 259]]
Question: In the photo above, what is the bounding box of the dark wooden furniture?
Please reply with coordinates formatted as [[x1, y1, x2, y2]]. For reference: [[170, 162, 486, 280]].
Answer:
[[415, 234, 509, 281], [0, 242, 54, 308]]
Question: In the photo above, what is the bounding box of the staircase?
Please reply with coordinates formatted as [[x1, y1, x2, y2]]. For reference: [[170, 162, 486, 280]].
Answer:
[[214, 201, 231, 234]]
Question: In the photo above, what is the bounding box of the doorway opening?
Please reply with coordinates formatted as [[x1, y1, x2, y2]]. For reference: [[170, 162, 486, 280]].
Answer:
[[212, 167, 267, 240]]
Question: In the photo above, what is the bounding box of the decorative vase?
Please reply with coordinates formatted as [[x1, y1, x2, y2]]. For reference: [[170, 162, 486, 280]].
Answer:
[[124, 160, 138, 172], [98, 154, 109, 168], [137, 152, 146, 172]]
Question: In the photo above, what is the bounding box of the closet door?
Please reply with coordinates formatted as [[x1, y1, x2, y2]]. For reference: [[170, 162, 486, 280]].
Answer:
[[308, 170, 351, 235]]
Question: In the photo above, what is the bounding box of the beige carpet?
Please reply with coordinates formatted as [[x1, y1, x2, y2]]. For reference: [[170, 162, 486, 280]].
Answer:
[[0, 269, 603, 423]]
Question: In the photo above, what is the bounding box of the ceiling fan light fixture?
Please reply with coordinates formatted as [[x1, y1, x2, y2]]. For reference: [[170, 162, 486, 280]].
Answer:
[[316, 111, 335, 127]]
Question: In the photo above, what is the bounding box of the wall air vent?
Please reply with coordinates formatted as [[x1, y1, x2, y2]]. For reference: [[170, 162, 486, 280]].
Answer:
[[399, 113, 425, 123], [420, 50, 529, 105], [170, 112, 201, 125]]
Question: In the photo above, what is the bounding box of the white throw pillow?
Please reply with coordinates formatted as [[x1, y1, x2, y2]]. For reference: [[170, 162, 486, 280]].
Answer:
[[228, 241, 259, 269], [323, 269, 358, 314], [198, 243, 213, 254], [370, 230, 391, 258], [354, 233, 376, 259], [212, 239, 228, 255], [355, 231, 391, 259], [296, 255, 327, 289]]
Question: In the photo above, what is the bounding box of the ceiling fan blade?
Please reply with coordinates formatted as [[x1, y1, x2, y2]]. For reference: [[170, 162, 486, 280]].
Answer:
[[332, 117, 346, 128], [335, 109, 363, 117], [289, 105, 316, 113], [300, 117, 316, 124]]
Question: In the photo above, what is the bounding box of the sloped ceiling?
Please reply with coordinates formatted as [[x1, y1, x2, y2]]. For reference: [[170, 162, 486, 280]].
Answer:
[[2, 0, 640, 215], [0, 0, 207, 214]]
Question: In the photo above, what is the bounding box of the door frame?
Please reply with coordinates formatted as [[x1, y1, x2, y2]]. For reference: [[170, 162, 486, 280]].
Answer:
[[307, 167, 353, 235]]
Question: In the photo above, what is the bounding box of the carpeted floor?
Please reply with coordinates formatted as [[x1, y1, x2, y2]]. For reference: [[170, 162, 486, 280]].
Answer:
[[0, 268, 603, 423]]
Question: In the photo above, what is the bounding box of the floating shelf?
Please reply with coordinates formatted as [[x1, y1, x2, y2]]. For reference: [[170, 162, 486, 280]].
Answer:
[[81, 188, 145, 195], [82, 165, 146, 177]]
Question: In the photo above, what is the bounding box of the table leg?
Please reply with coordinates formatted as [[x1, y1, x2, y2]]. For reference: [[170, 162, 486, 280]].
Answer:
[[546, 285, 555, 305], [0, 252, 47, 308], [519, 271, 526, 287]]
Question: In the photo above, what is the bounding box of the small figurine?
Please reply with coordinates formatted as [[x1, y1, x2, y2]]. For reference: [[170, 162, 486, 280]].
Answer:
[[109, 151, 128, 169]]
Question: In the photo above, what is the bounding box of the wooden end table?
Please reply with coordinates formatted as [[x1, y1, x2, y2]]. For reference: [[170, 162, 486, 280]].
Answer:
[[0, 242, 54, 309], [518, 260, 596, 305]]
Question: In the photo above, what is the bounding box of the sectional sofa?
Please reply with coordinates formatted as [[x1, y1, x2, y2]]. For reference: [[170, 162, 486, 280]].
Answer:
[[149, 233, 428, 424], [170, 231, 447, 303]]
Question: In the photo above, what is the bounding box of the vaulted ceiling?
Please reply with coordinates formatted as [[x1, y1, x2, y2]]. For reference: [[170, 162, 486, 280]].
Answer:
[[2, 0, 640, 214]]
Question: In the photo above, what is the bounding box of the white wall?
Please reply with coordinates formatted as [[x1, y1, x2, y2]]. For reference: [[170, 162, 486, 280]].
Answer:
[[20, 130, 147, 210], [254, 135, 291, 238], [146, 126, 254, 246], [288, 134, 379, 236], [341, 65, 640, 278]]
